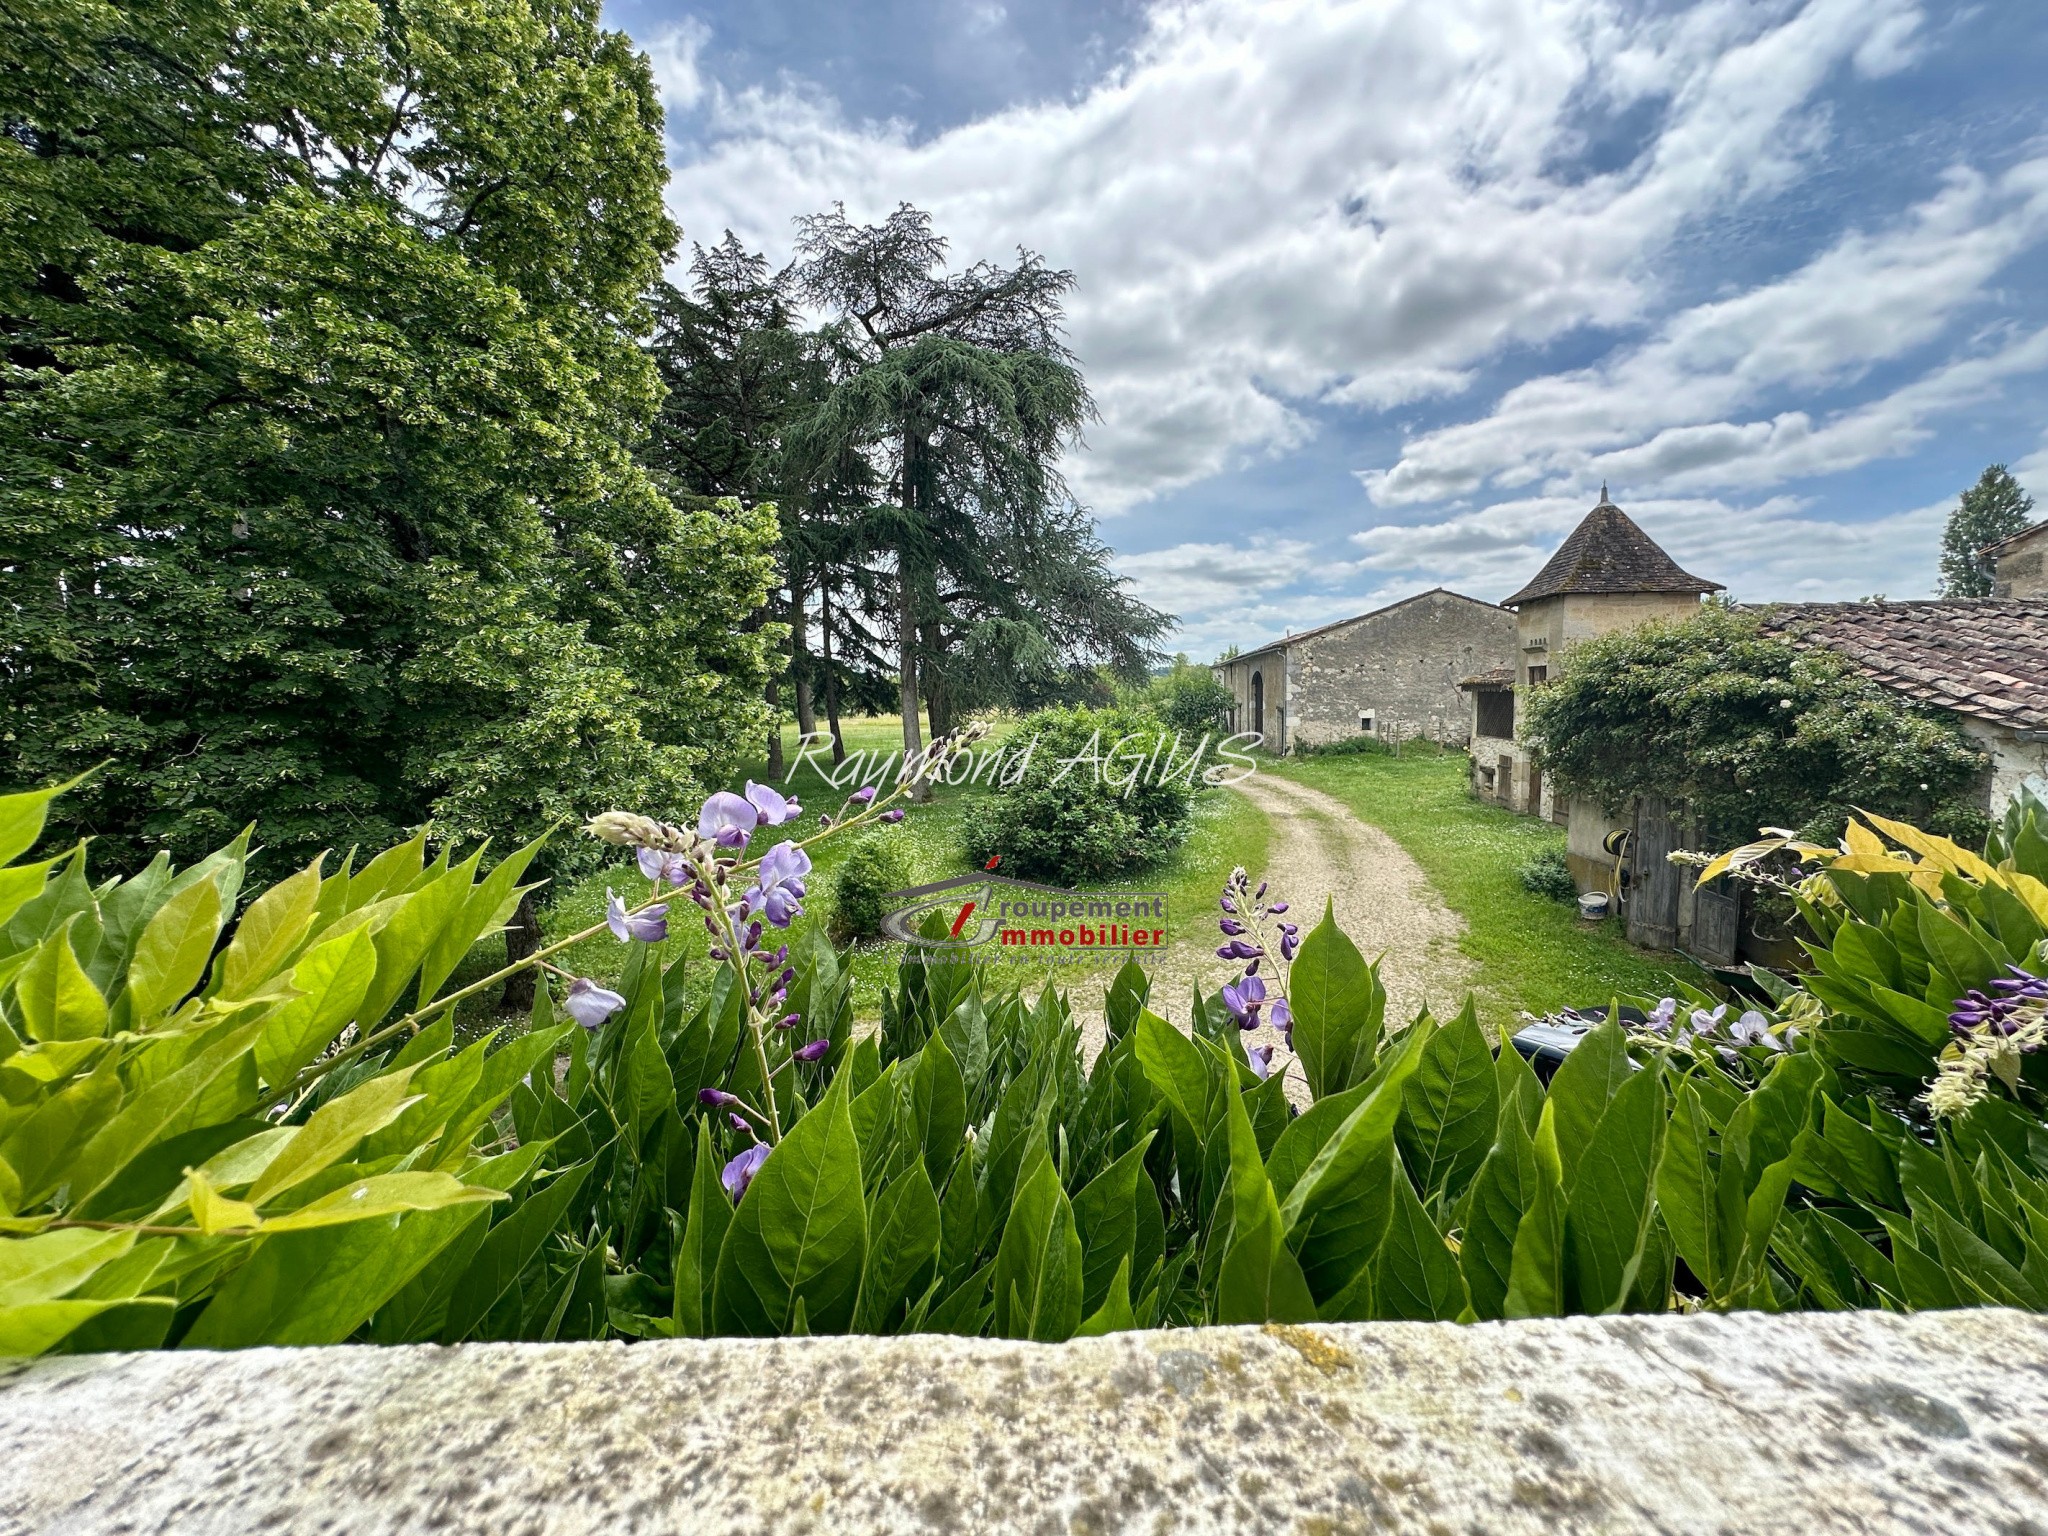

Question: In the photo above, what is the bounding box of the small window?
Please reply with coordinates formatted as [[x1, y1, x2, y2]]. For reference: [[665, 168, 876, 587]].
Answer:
[[1359, 711, 1375, 735], [1526, 664, 1548, 685], [1476, 690, 1515, 739]]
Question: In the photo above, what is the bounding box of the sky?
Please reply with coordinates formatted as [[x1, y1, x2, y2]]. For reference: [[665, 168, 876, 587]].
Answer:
[[612, 0, 2048, 659]]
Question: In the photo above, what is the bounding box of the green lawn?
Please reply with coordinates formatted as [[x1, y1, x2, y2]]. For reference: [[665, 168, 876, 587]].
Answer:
[[1274, 747, 1703, 1027], [539, 715, 1272, 1018]]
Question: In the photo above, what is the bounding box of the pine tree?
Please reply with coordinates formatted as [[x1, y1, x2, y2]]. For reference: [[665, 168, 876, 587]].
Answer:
[[1939, 465, 2036, 597]]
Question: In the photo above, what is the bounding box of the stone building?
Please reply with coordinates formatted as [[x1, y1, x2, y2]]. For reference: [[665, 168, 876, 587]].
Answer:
[[1461, 491, 1722, 824], [1213, 588, 1513, 754], [1985, 522, 2048, 598]]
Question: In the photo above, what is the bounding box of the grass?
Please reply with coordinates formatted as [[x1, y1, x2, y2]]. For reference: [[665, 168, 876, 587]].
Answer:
[[539, 714, 1273, 1019], [1276, 746, 1704, 1027]]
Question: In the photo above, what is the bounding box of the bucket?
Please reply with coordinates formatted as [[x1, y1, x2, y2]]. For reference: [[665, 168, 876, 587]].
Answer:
[[1577, 891, 1611, 921]]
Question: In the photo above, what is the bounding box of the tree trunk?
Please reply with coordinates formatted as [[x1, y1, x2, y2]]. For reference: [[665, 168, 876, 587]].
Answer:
[[501, 889, 543, 1015], [897, 431, 928, 798], [765, 670, 785, 779], [791, 566, 817, 739], [898, 543, 927, 798], [820, 583, 845, 764]]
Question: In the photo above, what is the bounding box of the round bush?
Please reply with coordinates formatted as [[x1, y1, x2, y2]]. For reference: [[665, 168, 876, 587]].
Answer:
[[825, 831, 913, 945], [1517, 846, 1578, 902], [960, 704, 1198, 884]]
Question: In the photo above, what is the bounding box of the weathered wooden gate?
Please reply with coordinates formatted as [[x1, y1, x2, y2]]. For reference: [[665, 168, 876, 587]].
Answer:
[[1627, 796, 1682, 951], [1690, 880, 1741, 968]]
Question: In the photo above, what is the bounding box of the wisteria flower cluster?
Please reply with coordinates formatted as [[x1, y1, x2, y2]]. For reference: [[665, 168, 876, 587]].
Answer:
[[573, 724, 991, 1198], [1216, 867, 1295, 1077], [1928, 968, 2048, 1117], [1632, 997, 1795, 1062]]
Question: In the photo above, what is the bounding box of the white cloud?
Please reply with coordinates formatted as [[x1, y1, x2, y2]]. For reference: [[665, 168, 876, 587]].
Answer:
[[645, 20, 712, 116], [652, 0, 1932, 513], [1352, 491, 1949, 604], [2014, 429, 2048, 508], [1364, 155, 2048, 505]]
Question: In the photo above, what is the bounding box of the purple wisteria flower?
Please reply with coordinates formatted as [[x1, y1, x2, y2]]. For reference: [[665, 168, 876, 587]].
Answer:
[[1222, 974, 1266, 1026], [728, 1112, 750, 1133], [850, 786, 878, 804], [744, 840, 812, 929], [880, 809, 905, 824], [698, 791, 759, 849], [1643, 997, 1679, 1036], [562, 977, 626, 1029], [1689, 1004, 1727, 1037], [1215, 939, 1260, 961], [722, 1143, 771, 1202], [1269, 998, 1292, 1039], [606, 890, 669, 943], [745, 781, 802, 826], [793, 1038, 830, 1063], [1953, 968, 2048, 1035], [1246, 1043, 1274, 1080], [637, 846, 692, 886], [699, 1088, 739, 1107]]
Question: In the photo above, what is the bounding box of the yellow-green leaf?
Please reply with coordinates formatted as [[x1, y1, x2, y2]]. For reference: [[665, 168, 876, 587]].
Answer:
[[256, 1172, 502, 1232], [0, 1229, 135, 1306], [216, 856, 324, 1000], [188, 1170, 263, 1234], [247, 1069, 422, 1206], [0, 1298, 168, 1356], [128, 878, 222, 1023], [16, 924, 110, 1042], [255, 927, 377, 1088]]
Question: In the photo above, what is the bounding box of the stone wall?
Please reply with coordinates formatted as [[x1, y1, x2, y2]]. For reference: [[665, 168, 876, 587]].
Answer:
[[5, 1311, 2048, 1533], [1219, 591, 1513, 754]]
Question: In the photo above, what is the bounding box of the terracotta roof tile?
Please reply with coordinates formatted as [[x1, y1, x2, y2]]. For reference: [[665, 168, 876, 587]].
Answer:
[[1761, 599, 2048, 733], [1502, 498, 1723, 607]]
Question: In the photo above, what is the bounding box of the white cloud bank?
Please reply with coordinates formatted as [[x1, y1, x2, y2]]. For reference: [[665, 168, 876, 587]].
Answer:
[[647, 0, 2048, 649]]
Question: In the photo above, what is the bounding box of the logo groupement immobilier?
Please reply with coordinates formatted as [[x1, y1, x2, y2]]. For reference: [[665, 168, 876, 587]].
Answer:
[[879, 869, 1168, 965]]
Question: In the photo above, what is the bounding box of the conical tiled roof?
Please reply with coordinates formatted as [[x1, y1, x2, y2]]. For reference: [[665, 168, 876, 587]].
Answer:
[[1502, 494, 1722, 607]]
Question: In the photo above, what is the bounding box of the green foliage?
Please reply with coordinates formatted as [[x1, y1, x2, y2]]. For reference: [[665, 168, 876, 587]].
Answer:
[[824, 832, 914, 945], [1144, 662, 1234, 738], [1298, 733, 1391, 758], [15, 789, 2048, 1358], [1939, 464, 2036, 599], [958, 706, 1199, 883], [0, 0, 776, 881], [1517, 848, 1578, 902], [0, 785, 555, 1354], [1523, 604, 1987, 844]]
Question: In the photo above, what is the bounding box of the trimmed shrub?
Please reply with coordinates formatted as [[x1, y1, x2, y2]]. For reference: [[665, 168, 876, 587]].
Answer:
[[826, 831, 912, 944], [1517, 846, 1578, 902], [959, 704, 1197, 883]]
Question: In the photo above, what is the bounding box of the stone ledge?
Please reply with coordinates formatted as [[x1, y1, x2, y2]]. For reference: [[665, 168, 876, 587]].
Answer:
[[4, 1310, 2048, 1534]]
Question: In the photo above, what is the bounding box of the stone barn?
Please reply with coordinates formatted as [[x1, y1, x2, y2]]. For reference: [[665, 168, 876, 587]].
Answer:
[[1213, 589, 1514, 753]]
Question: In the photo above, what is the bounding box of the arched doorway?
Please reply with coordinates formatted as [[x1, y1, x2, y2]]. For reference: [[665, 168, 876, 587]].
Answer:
[[1251, 670, 1264, 742]]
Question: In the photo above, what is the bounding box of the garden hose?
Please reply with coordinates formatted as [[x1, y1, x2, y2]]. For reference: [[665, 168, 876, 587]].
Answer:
[[1602, 827, 1632, 912]]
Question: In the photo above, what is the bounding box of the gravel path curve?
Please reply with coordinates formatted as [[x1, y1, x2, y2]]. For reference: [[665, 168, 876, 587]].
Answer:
[[1072, 768, 1475, 1105]]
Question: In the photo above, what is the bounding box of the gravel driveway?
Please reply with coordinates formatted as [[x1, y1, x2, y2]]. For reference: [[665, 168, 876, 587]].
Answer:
[[1073, 767, 1474, 1105]]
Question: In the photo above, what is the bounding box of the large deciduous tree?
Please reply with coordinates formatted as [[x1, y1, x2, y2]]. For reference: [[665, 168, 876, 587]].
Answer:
[[0, 0, 777, 920], [1940, 464, 2037, 598]]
